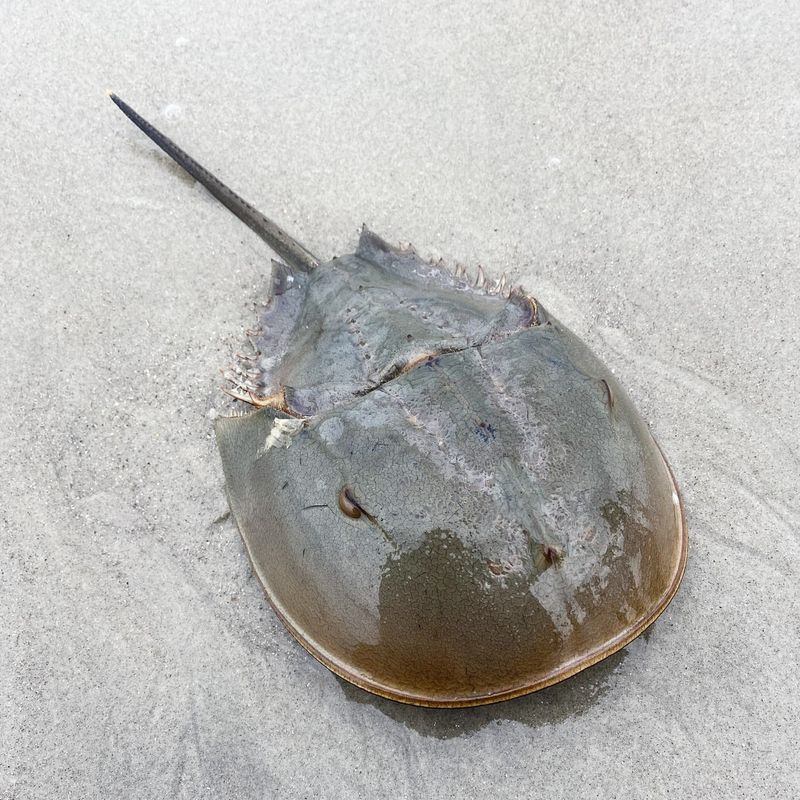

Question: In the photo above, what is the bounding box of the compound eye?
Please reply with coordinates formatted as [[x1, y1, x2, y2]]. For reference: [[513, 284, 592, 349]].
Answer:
[[338, 486, 364, 519]]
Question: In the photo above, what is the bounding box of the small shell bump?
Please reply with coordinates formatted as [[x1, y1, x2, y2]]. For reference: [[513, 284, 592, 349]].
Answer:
[[338, 486, 363, 519]]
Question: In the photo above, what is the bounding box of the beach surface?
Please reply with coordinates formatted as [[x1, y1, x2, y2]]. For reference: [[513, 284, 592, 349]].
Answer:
[[2, 2, 798, 797]]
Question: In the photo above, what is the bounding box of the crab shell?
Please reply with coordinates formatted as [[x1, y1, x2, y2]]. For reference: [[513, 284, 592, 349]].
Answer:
[[112, 94, 687, 707]]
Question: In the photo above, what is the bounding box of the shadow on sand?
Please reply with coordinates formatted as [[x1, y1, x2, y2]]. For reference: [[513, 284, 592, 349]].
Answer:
[[337, 635, 641, 739]]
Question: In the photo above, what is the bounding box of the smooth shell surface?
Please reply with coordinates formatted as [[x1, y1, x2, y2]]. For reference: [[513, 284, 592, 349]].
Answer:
[[215, 231, 687, 707]]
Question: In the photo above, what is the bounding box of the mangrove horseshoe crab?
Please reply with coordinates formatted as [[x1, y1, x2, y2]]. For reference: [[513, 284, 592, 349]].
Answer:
[[111, 94, 687, 707]]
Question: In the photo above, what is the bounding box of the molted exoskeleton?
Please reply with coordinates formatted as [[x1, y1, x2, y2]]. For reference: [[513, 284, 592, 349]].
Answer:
[[112, 94, 686, 707]]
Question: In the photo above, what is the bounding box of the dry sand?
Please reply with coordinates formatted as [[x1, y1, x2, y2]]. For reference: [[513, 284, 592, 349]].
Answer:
[[2, 2, 798, 797]]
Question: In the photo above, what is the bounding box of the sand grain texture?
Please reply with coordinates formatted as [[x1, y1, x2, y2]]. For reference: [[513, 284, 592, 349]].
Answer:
[[2, 2, 798, 797]]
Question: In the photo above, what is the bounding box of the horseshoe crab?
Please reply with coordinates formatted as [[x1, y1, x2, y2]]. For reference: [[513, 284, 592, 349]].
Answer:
[[111, 94, 687, 707]]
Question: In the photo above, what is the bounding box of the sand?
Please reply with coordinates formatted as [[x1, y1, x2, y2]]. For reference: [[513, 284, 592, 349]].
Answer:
[[2, 1, 798, 797]]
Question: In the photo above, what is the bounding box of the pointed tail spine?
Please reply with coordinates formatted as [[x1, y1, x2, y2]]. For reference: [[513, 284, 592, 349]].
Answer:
[[109, 93, 319, 272]]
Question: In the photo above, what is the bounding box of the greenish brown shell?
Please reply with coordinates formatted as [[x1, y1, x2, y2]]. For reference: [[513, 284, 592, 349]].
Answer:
[[111, 94, 687, 707]]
